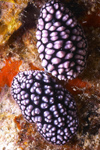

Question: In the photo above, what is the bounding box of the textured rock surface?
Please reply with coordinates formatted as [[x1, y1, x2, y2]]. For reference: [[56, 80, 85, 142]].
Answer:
[[0, 0, 100, 150]]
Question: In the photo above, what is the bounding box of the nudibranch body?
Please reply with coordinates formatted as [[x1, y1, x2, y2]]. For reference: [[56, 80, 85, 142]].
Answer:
[[11, 70, 78, 145], [36, 0, 88, 80]]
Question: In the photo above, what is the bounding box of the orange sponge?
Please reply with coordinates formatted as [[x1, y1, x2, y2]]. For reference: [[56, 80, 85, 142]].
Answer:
[[0, 58, 22, 92]]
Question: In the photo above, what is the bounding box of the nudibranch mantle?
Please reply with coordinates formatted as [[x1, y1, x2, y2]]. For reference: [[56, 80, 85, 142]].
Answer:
[[11, 70, 78, 145], [36, 0, 88, 80]]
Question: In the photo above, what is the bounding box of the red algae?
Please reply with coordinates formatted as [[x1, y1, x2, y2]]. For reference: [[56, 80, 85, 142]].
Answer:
[[65, 78, 92, 95], [14, 115, 23, 130], [81, 9, 100, 27], [0, 58, 22, 92]]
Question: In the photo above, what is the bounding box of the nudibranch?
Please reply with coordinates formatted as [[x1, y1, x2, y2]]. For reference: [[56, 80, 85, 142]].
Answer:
[[11, 70, 78, 145], [36, 0, 88, 80]]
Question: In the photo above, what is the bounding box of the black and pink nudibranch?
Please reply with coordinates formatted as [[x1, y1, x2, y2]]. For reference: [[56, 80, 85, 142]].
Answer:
[[11, 70, 78, 145], [36, 0, 88, 80]]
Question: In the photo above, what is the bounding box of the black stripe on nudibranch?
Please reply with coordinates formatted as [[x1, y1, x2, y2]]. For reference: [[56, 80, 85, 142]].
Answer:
[[11, 70, 78, 145], [36, 0, 88, 80]]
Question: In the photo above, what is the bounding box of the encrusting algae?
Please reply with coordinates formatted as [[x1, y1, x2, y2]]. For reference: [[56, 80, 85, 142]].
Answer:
[[0, 1, 22, 44]]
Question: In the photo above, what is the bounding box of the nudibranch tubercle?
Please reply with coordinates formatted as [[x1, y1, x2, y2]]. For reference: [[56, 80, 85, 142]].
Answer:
[[11, 70, 78, 145], [36, 0, 88, 80]]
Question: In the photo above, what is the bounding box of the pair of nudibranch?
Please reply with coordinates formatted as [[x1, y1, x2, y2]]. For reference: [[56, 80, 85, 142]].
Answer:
[[11, 0, 87, 145]]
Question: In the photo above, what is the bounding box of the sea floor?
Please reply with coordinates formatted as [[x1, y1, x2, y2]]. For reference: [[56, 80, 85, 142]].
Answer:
[[0, 0, 100, 150]]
